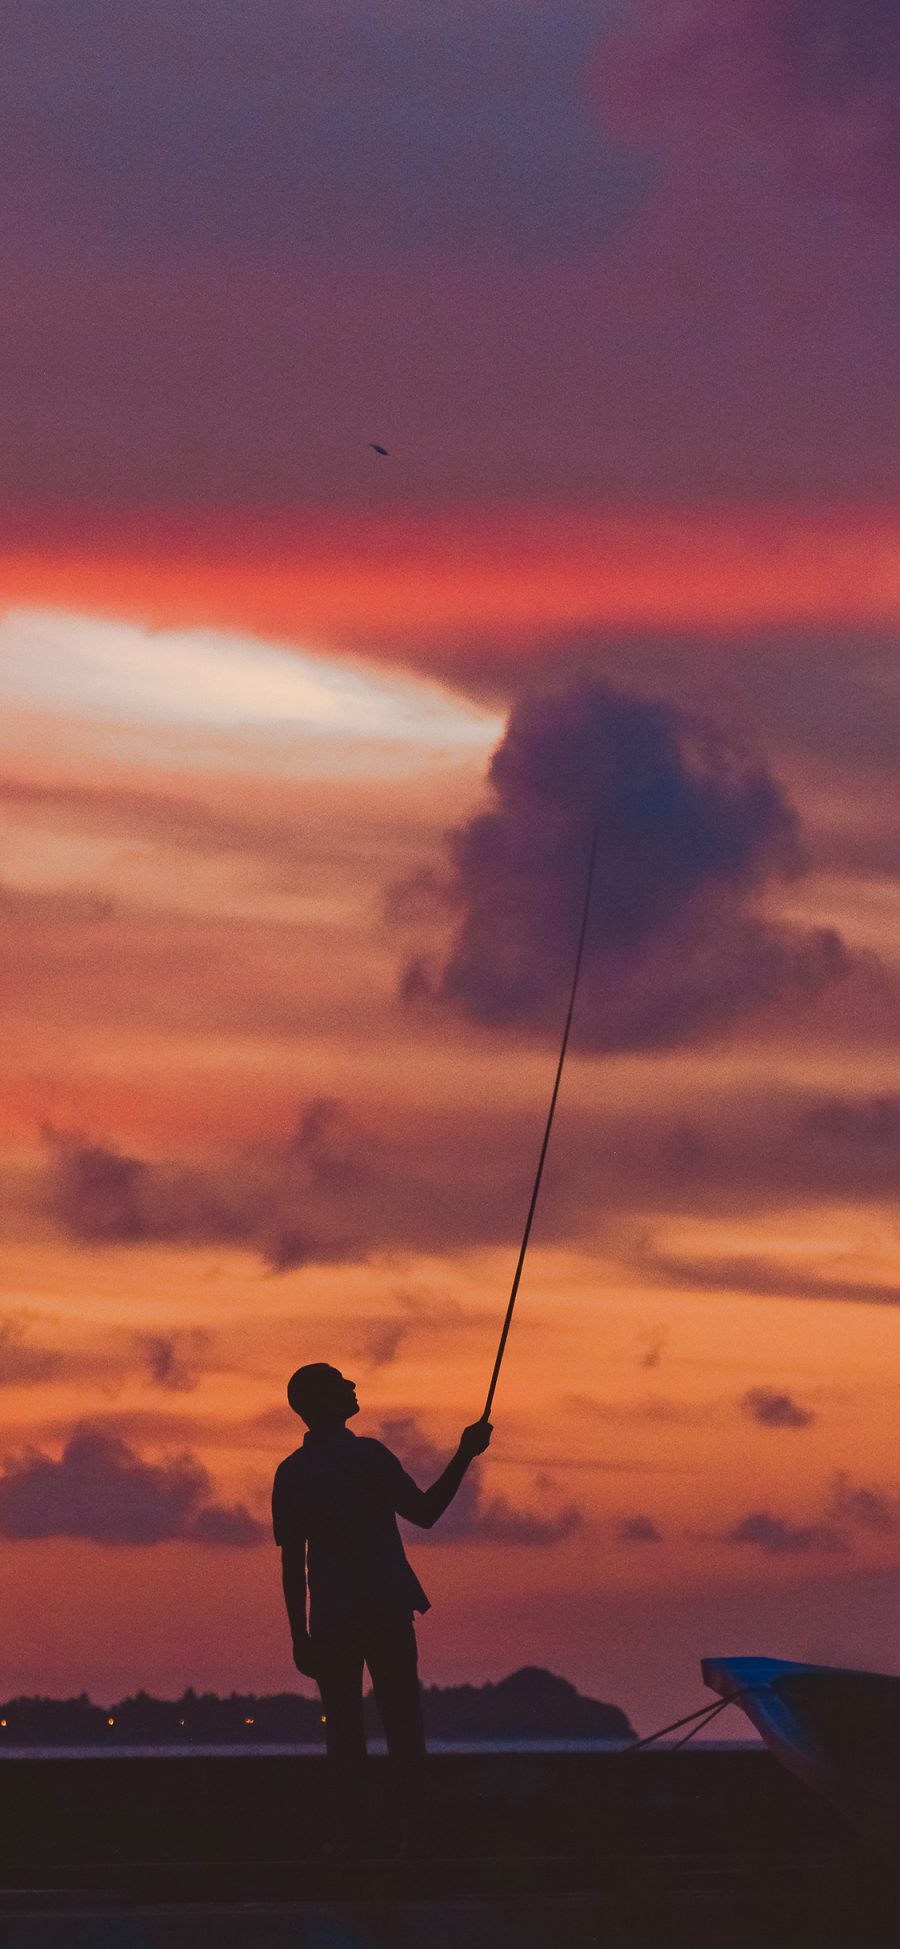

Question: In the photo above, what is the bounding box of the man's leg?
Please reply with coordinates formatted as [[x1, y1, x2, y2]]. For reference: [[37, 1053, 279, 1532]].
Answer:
[[314, 1630, 367, 1854], [364, 1617, 426, 1850]]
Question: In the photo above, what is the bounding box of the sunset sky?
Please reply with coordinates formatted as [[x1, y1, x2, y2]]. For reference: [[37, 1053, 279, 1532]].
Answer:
[[3, 0, 900, 1737]]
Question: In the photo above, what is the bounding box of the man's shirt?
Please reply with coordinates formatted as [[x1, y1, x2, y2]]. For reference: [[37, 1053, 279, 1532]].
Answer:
[[272, 1426, 430, 1634]]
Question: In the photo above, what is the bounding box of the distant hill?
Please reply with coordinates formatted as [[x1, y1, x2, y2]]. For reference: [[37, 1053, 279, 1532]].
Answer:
[[414, 1668, 633, 1742], [0, 1668, 633, 1746]]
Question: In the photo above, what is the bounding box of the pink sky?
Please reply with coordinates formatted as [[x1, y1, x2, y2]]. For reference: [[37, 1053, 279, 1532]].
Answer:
[[2, 0, 900, 1735]]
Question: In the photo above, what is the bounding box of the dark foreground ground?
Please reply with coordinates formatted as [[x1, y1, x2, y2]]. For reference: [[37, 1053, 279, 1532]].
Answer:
[[0, 1750, 894, 1946]]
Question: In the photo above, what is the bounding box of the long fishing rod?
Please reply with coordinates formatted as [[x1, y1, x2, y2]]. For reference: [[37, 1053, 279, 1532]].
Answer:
[[481, 823, 600, 1421]]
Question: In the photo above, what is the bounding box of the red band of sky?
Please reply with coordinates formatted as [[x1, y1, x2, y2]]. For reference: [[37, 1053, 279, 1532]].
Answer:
[[1, 505, 898, 651]]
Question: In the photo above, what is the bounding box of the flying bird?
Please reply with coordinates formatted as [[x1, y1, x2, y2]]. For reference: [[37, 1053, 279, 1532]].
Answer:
[[370, 443, 389, 456]]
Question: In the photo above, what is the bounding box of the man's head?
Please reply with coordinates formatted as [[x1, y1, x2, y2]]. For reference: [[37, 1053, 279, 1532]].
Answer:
[[287, 1363, 359, 1430]]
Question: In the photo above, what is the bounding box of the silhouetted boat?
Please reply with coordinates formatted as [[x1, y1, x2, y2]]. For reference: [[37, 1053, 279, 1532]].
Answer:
[[703, 1655, 900, 1851]]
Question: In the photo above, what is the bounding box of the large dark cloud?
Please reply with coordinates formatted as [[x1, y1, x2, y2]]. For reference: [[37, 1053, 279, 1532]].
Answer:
[[0, 1426, 264, 1546], [402, 679, 849, 1049], [0, 0, 642, 270], [381, 1417, 583, 1547]]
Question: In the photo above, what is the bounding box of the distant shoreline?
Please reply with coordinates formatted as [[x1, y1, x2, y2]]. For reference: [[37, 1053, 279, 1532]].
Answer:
[[0, 1737, 759, 1759], [0, 1738, 625, 1759], [0, 1665, 636, 1748]]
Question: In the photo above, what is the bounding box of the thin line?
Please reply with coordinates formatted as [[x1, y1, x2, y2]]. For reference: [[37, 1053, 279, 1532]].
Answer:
[[483, 825, 600, 1420]]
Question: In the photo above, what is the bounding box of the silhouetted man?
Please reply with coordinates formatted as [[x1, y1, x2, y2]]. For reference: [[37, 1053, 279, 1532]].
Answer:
[[272, 1362, 492, 1853]]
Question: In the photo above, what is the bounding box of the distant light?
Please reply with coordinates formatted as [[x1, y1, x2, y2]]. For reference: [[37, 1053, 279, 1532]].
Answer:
[[0, 1719, 6, 1728], [107, 1717, 115, 1727], [321, 1714, 327, 1724], [244, 1717, 254, 1726], [179, 1718, 186, 1728]]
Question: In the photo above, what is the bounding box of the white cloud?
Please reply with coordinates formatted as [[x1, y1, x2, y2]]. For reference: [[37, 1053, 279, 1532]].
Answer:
[[0, 608, 502, 770]]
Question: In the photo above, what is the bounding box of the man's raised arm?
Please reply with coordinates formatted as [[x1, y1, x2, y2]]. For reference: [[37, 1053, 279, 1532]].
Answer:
[[392, 1419, 492, 1529]]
